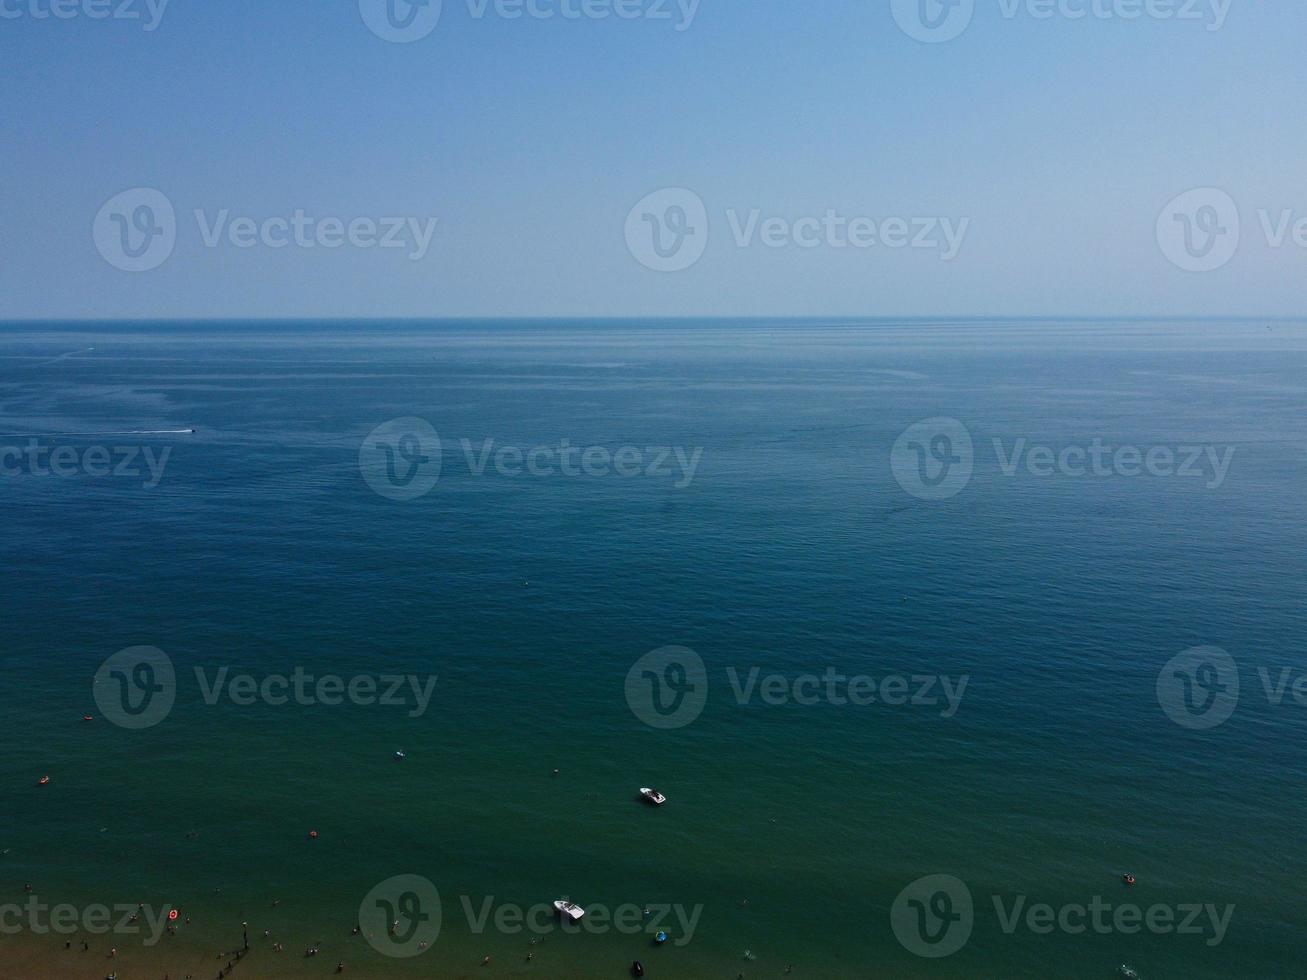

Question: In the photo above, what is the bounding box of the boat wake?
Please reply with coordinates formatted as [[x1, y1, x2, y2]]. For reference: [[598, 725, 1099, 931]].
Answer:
[[0, 429, 196, 438]]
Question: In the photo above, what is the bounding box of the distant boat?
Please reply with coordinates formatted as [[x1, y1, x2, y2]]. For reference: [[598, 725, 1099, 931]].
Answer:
[[640, 787, 667, 806], [394, 750, 406, 761], [554, 900, 585, 922], [37, 776, 50, 786]]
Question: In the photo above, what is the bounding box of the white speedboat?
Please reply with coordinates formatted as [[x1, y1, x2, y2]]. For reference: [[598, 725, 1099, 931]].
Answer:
[[554, 900, 585, 922], [639, 787, 667, 806]]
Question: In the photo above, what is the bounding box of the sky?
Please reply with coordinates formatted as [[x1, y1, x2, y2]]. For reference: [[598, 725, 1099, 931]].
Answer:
[[1, 0, 1304, 319]]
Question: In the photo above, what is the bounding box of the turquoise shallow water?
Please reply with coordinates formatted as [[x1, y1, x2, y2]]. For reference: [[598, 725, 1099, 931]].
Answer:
[[1, 319, 1306, 978]]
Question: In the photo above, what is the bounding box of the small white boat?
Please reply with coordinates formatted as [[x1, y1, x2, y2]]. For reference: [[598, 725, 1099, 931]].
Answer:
[[554, 900, 585, 922], [639, 787, 667, 806]]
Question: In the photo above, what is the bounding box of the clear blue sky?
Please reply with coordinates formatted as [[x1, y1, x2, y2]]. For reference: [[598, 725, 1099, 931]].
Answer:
[[2, 0, 1303, 318]]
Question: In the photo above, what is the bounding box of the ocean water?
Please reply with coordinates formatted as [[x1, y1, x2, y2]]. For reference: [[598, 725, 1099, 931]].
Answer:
[[1, 319, 1305, 979]]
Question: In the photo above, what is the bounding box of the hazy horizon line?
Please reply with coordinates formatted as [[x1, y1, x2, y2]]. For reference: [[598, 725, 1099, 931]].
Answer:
[[1, 315, 1302, 327]]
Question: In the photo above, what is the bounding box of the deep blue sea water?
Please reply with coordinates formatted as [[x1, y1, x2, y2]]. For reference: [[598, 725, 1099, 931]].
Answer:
[[0, 319, 1305, 978]]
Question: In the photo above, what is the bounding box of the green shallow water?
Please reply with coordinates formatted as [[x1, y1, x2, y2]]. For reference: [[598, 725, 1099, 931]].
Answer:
[[1, 319, 1306, 978]]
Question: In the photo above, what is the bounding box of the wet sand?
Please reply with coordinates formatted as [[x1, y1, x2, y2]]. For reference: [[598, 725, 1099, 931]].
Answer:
[[0, 929, 795, 980]]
